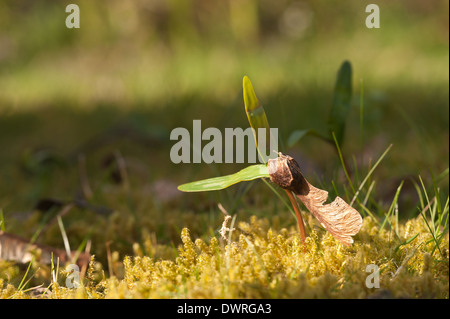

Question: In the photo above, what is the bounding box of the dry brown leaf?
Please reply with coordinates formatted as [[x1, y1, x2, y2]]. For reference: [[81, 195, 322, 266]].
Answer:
[[0, 231, 90, 266], [268, 153, 362, 246]]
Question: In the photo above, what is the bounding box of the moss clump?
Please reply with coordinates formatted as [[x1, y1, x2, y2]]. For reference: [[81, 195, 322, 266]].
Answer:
[[1, 214, 447, 299]]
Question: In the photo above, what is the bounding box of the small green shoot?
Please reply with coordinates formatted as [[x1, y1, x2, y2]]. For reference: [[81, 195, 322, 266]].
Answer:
[[178, 69, 364, 246], [328, 60, 353, 146], [243, 75, 272, 164], [287, 60, 353, 148], [178, 164, 269, 192]]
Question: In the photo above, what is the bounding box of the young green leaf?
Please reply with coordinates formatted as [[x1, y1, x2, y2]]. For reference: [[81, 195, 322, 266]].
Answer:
[[243, 76, 272, 163], [178, 164, 269, 192], [243, 76, 307, 241], [287, 129, 311, 148], [328, 60, 352, 146], [287, 129, 329, 148]]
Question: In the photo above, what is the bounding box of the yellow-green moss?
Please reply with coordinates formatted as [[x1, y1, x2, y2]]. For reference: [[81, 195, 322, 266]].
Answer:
[[1, 215, 448, 299]]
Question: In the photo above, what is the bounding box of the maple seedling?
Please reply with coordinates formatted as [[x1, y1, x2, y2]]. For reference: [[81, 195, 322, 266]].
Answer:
[[178, 69, 362, 246]]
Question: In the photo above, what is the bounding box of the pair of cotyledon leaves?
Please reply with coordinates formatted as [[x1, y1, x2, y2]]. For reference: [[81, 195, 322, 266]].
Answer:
[[177, 62, 363, 246], [178, 61, 353, 193]]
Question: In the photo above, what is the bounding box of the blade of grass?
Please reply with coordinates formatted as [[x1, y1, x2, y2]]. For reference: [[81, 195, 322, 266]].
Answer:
[[57, 215, 72, 261], [331, 180, 339, 197], [350, 144, 393, 206], [418, 175, 446, 257], [359, 79, 364, 153], [261, 178, 296, 220], [358, 200, 379, 222], [362, 180, 376, 207], [394, 233, 420, 253], [41, 253, 60, 297], [418, 198, 443, 257], [434, 167, 449, 186], [412, 180, 425, 210], [439, 196, 449, 233], [332, 131, 356, 197], [328, 60, 352, 146], [352, 155, 360, 187], [379, 181, 404, 233], [9, 256, 36, 298], [419, 176, 435, 234]]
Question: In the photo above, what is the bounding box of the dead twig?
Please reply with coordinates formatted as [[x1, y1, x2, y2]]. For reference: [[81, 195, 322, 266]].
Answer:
[[218, 203, 235, 242]]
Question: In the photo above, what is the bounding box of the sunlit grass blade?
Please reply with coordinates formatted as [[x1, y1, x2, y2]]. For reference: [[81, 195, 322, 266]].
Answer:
[[328, 60, 352, 146], [8, 256, 38, 298], [332, 131, 356, 196], [57, 215, 71, 259], [379, 181, 403, 233], [243, 76, 273, 163], [350, 144, 393, 206], [394, 233, 420, 253], [178, 164, 269, 192], [417, 175, 447, 257]]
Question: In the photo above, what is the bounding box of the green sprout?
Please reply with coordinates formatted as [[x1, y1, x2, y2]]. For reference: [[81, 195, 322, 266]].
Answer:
[[177, 76, 273, 192], [178, 62, 360, 246]]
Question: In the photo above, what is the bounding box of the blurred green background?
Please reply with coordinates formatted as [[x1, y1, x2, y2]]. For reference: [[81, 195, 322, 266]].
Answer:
[[0, 0, 448, 258]]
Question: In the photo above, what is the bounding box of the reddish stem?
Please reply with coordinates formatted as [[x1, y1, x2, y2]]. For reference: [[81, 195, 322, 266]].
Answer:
[[285, 190, 307, 244]]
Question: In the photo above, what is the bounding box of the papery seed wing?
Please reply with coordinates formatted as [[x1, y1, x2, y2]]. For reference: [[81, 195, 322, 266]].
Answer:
[[297, 183, 362, 245]]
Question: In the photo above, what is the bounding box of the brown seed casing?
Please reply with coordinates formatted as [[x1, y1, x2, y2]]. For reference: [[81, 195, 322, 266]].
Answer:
[[268, 153, 363, 246], [268, 153, 309, 195]]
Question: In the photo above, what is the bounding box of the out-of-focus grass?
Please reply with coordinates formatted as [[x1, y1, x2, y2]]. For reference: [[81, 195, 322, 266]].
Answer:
[[0, 1, 447, 180], [0, 0, 448, 109], [0, 0, 448, 298]]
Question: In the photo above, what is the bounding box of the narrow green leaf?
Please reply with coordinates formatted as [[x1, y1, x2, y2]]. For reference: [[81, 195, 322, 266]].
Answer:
[[328, 60, 352, 146], [287, 129, 310, 147], [243, 76, 307, 235], [287, 129, 329, 147], [17, 256, 35, 292], [379, 181, 404, 233], [350, 143, 393, 206], [394, 233, 419, 252], [243, 76, 272, 163], [332, 131, 356, 197], [178, 164, 269, 192]]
